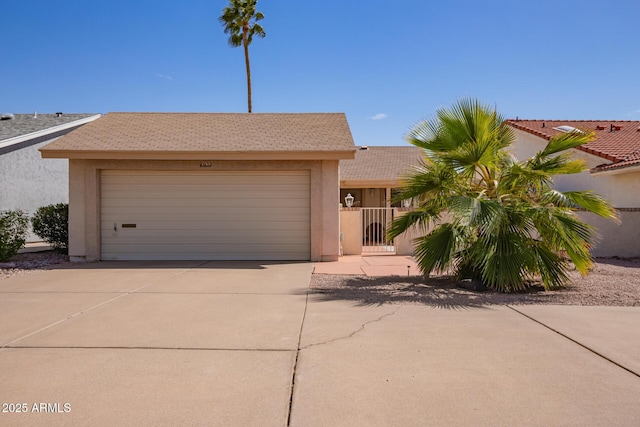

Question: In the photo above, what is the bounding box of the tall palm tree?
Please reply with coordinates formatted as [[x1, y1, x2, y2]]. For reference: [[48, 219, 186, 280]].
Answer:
[[219, 0, 265, 113], [389, 99, 618, 292]]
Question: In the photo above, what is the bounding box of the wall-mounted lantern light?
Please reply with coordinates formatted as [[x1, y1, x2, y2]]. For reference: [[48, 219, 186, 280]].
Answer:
[[344, 193, 355, 208]]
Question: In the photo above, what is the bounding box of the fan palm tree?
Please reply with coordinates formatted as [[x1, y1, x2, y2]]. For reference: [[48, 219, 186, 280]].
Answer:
[[388, 99, 618, 292], [219, 0, 265, 113]]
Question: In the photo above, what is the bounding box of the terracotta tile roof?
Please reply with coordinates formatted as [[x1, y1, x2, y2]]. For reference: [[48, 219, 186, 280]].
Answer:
[[340, 146, 423, 182], [40, 112, 356, 154], [506, 119, 640, 173]]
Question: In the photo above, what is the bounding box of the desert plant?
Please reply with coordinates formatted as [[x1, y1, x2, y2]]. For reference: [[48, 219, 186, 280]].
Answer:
[[219, 0, 266, 113], [389, 99, 618, 292], [32, 203, 69, 252], [0, 210, 29, 261]]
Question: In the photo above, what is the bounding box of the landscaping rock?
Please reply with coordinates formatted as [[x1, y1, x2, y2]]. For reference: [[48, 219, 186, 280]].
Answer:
[[457, 278, 486, 292]]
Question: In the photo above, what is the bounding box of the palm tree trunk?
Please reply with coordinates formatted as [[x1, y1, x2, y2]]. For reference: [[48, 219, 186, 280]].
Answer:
[[243, 39, 252, 113]]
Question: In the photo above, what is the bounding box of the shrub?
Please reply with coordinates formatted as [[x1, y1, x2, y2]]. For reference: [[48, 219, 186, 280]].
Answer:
[[0, 210, 29, 262], [32, 203, 69, 253]]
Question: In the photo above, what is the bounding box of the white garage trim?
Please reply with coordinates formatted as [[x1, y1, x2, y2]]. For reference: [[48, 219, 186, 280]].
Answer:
[[100, 170, 310, 260]]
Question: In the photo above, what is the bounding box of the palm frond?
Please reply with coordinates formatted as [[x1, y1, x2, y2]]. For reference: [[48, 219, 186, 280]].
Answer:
[[540, 130, 595, 157], [396, 98, 615, 292], [530, 153, 586, 175], [413, 224, 461, 275], [472, 230, 530, 292], [387, 207, 439, 240], [530, 243, 569, 290], [564, 191, 618, 220]]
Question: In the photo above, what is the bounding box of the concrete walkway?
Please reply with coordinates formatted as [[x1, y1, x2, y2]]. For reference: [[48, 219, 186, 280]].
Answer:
[[0, 261, 639, 426], [313, 254, 421, 276]]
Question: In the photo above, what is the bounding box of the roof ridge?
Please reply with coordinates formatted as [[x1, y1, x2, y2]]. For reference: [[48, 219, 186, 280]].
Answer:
[[507, 119, 640, 123], [105, 112, 346, 115]]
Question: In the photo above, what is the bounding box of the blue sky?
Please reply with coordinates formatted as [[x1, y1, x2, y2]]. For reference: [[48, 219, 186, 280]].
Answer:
[[3, 0, 640, 146]]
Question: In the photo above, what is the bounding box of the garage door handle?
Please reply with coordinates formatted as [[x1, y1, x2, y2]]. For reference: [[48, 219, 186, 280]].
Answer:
[[114, 223, 117, 232]]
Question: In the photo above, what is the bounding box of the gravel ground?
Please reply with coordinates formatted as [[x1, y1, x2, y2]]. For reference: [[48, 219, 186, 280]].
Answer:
[[0, 251, 71, 280], [311, 258, 640, 307]]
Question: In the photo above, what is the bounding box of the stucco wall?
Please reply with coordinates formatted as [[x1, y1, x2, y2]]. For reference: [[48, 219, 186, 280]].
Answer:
[[578, 211, 640, 258], [510, 129, 640, 208], [0, 138, 68, 242], [510, 128, 640, 257], [393, 210, 426, 256], [68, 159, 340, 262], [339, 209, 361, 255], [338, 208, 427, 256]]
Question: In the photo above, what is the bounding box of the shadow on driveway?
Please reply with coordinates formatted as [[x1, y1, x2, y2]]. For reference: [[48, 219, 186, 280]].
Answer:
[[308, 274, 564, 309]]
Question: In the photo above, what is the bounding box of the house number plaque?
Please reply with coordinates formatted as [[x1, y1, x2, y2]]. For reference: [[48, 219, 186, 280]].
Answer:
[[200, 161, 212, 168]]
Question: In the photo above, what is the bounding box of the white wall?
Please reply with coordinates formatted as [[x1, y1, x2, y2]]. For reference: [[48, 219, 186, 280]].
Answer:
[[510, 128, 640, 257], [577, 211, 640, 258], [0, 139, 68, 242], [510, 128, 640, 208]]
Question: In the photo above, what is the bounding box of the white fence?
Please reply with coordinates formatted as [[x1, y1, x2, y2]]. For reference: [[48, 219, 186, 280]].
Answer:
[[361, 208, 395, 253]]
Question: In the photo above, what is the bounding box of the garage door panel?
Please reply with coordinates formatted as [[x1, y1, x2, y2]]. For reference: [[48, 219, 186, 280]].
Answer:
[[103, 252, 308, 261], [102, 243, 310, 254], [102, 196, 309, 208], [100, 221, 310, 232], [101, 209, 310, 223], [102, 205, 310, 216], [101, 170, 311, 261], [100, 230, 310, 243], [105, 170, 309, 185], [102, 184, 310, 196]]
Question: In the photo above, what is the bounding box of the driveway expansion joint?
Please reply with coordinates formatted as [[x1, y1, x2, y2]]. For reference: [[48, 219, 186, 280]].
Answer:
[[0, 263, 208, 348], [507, 305, 640, 379], [2, 345, 295, 352], [300, 307, 401, 351]]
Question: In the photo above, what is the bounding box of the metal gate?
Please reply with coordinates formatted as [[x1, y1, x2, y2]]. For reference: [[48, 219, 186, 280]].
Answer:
[[361, 208, 395, 254]]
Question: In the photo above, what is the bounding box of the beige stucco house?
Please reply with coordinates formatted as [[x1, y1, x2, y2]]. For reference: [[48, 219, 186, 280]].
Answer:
[[40, 112, 355, 262], [507, 120, 640, 258]]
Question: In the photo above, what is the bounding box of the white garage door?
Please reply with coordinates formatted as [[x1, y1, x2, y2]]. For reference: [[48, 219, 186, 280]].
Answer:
[[101, 170, 310, 261]]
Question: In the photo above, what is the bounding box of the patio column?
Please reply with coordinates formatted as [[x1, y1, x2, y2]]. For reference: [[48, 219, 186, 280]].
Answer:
[[385, 187, 391, 207]]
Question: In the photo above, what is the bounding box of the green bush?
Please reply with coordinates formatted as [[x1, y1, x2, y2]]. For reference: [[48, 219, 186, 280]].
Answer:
[[32, 203, 69, 253], [0, 210, 29, 262]]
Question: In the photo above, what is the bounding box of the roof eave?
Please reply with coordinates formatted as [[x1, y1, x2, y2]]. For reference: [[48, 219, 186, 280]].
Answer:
[[0, 114, 102, 150], [39, 149, 356, 161], [340, 179, 401, 188], [590, 163, 640, 176], [508, 123, 617, 163]]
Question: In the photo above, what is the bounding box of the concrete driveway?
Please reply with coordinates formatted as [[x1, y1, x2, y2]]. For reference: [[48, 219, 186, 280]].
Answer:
[[1, 262, 639, 426]]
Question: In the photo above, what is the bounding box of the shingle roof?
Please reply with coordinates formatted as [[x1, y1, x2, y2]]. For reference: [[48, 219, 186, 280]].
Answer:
[[506, 120, 640, 173], [340, 146, 423, 182], [0, 113, 98, 141], [40, 112, 356, 156]]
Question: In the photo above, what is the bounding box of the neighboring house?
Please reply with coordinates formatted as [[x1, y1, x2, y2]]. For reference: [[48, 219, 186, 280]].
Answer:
[[507, 120, 640, 258], [0, 113, 101, 241], [338, 146, 423, 255], [40, 112, 355, 262]]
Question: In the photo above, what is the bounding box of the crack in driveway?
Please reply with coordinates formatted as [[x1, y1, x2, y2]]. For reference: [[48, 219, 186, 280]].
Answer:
[[300, 307, 401, 351]]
